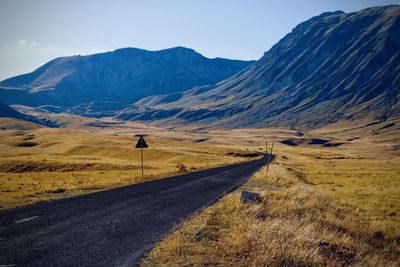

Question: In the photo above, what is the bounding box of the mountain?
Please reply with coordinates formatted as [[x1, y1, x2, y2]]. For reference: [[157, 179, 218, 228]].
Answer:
[[0, 100, 28, 120], [117, 5, 400, 129], [0, 47, 253, 117], [0, 100, 56, 127]]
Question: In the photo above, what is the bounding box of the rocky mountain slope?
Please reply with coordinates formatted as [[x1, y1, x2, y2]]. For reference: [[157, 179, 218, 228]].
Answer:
[[118, 5, 400, 128], [0, 47, 253, 117]]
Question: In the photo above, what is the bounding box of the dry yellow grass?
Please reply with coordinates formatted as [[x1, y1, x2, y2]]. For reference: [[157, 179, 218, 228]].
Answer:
[[142, 160, 400, 266], [142, 120, 400, 266], [277, 147, 400, 238], [0, 123, 252, 210], [1, 115, 399, 265], [0, 117, 43, 130]]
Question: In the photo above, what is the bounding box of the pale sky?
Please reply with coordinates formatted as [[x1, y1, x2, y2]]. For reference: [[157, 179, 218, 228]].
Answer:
[[0, 0, 399, 80]]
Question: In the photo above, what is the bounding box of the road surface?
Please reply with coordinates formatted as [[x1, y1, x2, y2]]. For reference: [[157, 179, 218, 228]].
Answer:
[[0, 155, 270, 266]]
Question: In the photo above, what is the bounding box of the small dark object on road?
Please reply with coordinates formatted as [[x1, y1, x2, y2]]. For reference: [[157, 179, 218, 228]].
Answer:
[[241, 190, 262, 203]]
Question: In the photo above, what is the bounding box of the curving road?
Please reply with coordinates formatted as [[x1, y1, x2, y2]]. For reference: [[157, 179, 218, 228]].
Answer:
[[0, 155, 269, 266]]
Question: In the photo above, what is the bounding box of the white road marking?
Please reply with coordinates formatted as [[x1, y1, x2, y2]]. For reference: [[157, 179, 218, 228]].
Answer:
[[14, 216, 39, 224]]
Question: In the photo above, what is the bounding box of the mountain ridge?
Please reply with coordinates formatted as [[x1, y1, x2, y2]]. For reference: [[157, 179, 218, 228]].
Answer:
[[117, 5, 400, 129], [0, 100, 56, 127], [0, 46, 254, 117]]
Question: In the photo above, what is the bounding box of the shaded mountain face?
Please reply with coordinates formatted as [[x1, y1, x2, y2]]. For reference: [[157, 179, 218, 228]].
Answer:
[[0, 100, 27, 119], [118, 5, 400, 128], [0, 100, 56, 127], [0, 47, 253, 117]]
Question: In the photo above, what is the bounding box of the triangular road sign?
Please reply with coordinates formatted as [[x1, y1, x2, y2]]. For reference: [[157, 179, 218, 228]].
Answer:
[[135, 136, 148, 148]]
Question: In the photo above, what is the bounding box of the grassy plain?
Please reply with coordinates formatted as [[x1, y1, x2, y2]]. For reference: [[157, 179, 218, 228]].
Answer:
[[1, 114, 399, 265], [0, 117, 251, 210], [142, 118, 400, 266]]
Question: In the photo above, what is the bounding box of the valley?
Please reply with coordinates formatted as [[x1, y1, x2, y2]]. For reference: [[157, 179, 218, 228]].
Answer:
[[0, 110, 399, 266], [0, 3, 399, 266], [0, 116, 254, 210]]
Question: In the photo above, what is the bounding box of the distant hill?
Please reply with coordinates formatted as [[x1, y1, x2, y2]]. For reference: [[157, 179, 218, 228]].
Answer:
[[0, 100, 56, 127], [0, 47, 253, 117], [117, 5, 400, 129], [0, 100, 28, 120]]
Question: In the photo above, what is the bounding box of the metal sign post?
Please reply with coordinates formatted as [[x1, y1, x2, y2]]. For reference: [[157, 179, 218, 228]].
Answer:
[[266, 141, 274, 174], [135, 135, 148, 178]]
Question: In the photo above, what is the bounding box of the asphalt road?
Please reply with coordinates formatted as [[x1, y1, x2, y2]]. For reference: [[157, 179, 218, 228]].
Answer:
[[0, 155, 270, 266]]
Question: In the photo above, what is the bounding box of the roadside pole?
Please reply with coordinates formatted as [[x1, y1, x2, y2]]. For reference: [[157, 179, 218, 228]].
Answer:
[[135, 135, 148, 179], [265, 140, 269, 174], [266, 141, 274, 174], [141, 146, 144, 178]]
